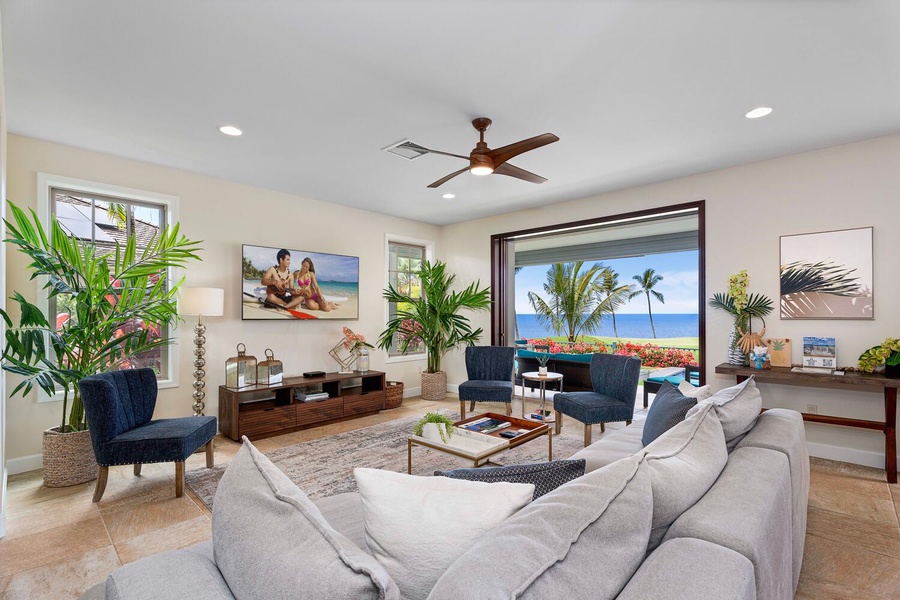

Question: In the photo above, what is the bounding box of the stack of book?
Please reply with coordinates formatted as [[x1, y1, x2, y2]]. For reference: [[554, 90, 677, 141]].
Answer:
[[301, 392, 330, 402], [460, 417, 511, 434]]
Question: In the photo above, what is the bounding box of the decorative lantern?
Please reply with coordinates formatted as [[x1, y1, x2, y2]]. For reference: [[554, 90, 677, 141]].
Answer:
[[257, 348, 284, 386], [225, 343, 257, 389]]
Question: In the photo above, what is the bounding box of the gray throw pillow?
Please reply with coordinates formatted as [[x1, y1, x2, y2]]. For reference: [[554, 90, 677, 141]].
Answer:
[[428, 453, 653, 600], [641, 382, 698, 446], [212, 438, 400, 600], [434, 459, 586, 499], [686, 376, 762, 442]]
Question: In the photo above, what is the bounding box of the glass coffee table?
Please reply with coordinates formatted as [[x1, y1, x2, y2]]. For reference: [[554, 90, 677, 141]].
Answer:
[[407, 412, 551, 473]]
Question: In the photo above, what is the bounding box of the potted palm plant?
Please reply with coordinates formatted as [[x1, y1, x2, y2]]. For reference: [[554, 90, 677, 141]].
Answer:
[[378, 260, 490, 401], [0, 202, 202, 487]]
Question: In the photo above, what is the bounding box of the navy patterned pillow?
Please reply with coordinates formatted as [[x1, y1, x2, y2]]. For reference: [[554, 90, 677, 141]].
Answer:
[[434, 459, 586, 499], [642, 381, 698, 446]]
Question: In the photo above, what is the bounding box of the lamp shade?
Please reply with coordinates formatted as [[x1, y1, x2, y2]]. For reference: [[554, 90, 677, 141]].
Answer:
[[180, 287, 225, 317]]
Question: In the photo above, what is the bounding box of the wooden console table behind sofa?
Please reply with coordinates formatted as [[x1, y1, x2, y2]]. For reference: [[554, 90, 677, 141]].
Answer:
[[715, 363, 899, 484]]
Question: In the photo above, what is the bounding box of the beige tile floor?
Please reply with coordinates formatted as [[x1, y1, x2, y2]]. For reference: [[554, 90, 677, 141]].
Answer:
[[1, 392, 898, 599]]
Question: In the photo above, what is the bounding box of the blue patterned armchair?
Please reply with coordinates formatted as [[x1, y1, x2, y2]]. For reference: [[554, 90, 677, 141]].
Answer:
[[79, 369, 217, 502], [553, 353, 642, 446], [457, 346, 515, 420]]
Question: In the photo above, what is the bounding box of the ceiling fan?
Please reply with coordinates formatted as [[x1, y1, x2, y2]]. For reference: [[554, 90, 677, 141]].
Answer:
[[417, 118, 559, 188]]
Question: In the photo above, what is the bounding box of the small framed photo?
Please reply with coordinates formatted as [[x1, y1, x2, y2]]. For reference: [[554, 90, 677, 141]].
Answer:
[[802, 337, 836, 368]]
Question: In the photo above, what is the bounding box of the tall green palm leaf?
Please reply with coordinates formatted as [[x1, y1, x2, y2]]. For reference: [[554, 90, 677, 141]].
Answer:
[[0, 202, 203, 432], [377, 260, 491, 373], [629, 268, 665, 338], [527, 261, 609, 342], [595, 269, 633, 338]]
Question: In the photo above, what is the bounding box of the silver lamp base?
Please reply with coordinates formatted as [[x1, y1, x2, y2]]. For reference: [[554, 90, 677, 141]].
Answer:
[[192, 319, 207, 416]]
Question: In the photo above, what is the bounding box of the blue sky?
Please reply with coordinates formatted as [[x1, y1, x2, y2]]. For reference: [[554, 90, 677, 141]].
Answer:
[[515, 250, 699, 315], [243, 245, 359, 283]]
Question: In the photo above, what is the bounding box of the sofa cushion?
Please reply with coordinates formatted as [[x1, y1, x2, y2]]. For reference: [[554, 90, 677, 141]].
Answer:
[[428, 453, 653, 600], [569, 424, 645, 473], [664, 446, 794, 600], [434, 459, 586, 499], [616, 538, 756, 600], [641, 383, 697, 445], [212, 439, 399, 600], [354, 467, 533, 600], [678, 380, 712, 400], [105, 548, 234, 600], [642, 402, 728, 551], [687, 376, 761, 442], [314, 492, 369, 553]]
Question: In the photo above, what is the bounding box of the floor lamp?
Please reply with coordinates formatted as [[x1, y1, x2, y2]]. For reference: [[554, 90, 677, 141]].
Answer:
[[180, 287, 225, 416]]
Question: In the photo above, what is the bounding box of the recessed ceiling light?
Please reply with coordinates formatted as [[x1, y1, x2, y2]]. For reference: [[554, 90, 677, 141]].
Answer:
[[442, 193, 456, 199], [218, 125, 243, 136], [745, 107, 773, 119]]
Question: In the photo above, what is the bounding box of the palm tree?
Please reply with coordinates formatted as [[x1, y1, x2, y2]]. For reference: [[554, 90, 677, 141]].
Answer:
[[595, 269, 633, 338], [527, 261, 612, 342], [629, 268, 665, 338]]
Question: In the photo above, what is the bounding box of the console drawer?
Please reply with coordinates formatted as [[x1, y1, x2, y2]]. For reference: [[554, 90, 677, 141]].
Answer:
[[297, 396, 344, 426], [344, 391, 385, 416], [239, 404, 295, 437]]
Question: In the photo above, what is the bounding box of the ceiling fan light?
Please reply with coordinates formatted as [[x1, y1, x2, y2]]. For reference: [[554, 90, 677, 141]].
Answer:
[[470, 166, 493, 176]]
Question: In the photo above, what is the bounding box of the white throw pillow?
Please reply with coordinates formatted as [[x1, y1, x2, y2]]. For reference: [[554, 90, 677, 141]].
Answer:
[[678, 380, 713, 401], [353, 467, 534, 600]]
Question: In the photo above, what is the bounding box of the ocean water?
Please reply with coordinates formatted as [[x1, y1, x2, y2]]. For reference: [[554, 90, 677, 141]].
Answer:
[[516, 313, 698, 340]]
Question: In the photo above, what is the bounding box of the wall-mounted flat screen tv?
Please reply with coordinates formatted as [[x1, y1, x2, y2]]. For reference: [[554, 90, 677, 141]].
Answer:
[[242, 244, 359, 320]]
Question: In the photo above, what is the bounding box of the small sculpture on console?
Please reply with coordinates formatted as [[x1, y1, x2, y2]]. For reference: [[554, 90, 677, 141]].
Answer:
[[749, 345, 771, 370]]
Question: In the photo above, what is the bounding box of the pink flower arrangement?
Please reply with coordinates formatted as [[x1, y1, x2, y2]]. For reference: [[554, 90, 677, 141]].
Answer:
[[342, 327, 374, 352]]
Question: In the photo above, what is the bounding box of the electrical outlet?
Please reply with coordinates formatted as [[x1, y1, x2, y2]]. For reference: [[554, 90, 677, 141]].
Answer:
[[806, 404, 818, 414]]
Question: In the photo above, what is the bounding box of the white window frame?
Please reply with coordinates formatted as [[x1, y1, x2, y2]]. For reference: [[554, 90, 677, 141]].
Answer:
[[35, 173, 181, 402], [384, 233, 433, 364]]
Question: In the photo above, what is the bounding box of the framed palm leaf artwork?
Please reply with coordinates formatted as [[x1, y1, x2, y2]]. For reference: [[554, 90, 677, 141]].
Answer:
[[780, 227, 873, 319]]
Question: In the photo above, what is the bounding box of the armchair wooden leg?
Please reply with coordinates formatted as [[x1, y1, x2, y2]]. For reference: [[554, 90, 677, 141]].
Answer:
[[460, 400, 466, 420], [584, 424, 592, 447], [93, 466, 109, 503], [133, 463, 142, 476], [469, 401, 475, 412], [626, 419, 632, 426], [554, 411, 562, 435], [175, 461, 184, 498], [600, 422, 605, 433], [206, 438, 215, 468], [505, 402, 511, 416]]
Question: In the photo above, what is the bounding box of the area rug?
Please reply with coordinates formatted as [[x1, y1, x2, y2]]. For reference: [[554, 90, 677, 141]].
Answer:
[[185, 411, 589, 509]]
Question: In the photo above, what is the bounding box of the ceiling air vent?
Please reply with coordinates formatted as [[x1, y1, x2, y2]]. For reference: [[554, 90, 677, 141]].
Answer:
[[382, 139, 429, 160]]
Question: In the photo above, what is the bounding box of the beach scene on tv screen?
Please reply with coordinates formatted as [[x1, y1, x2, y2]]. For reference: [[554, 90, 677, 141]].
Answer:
[[242, 244, 359, 320]]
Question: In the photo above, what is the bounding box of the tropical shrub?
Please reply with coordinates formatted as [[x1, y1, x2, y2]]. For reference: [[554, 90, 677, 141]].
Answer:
[[613, 341, 697, 369], [525, 338, 608, 355]]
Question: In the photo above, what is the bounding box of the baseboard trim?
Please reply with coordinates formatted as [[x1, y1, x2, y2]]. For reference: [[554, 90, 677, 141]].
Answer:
[[447, 384, 459, 394], [806, 441, 897, 470], [404, 386, 421, 398], [7, 453, 42, 476]]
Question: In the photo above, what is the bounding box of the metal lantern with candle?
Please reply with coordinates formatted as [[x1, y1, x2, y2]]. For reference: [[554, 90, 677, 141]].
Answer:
[[257, 348, 283, 386], [225, 343, 257, 389]]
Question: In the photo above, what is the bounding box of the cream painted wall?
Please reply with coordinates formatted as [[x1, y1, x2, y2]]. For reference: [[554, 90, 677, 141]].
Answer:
[[4, 134, 440, 463], [442, 133, 900, 468]]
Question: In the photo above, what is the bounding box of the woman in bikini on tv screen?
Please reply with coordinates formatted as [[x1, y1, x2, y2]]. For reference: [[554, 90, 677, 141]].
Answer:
[[293, 257, 337, 312]]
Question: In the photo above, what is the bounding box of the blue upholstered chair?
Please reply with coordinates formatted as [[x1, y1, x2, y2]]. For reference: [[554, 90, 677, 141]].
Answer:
[[458, 346, 515, 420], [553, 353, 642, 446], [79, 369, 217, 502]]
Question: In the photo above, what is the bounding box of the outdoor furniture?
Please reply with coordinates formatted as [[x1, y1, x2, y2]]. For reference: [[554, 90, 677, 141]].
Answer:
[[458, 346, 515, 420], [553, 353, 642, 446], [643, 364, 701, 407], [79, 368, 217, 502]]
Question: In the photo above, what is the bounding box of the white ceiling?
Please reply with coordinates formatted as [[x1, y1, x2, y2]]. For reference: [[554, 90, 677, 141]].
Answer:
[[2, 1, 899, 226]]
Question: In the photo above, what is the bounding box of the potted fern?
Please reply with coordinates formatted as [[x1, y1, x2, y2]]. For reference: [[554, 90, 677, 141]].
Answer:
[[0, 202, 202, 487], [378, 260, 490, 401]]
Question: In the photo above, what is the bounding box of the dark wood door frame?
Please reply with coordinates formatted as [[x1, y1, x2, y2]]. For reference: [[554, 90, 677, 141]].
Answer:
[[490, 200, 707, 384]]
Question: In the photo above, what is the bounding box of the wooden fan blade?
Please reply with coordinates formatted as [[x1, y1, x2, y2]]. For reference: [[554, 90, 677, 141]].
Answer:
[[493, 162, 548, 184], [486, 133, 559, 168], [427, 167, 469, 188]]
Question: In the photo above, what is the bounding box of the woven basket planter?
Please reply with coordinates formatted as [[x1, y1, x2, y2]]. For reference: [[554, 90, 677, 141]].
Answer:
[[385, 381, 404, 409], [42, 427, 98, 488], [421, 371, 447, 401]]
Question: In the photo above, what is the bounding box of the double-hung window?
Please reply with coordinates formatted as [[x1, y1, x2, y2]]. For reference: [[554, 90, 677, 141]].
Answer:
[[40, 174, 180, 393], [386, 237, 432, 359]]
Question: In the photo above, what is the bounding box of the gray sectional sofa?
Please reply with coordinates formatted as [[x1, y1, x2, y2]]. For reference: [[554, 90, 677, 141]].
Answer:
[[82, 378, 809, 600]]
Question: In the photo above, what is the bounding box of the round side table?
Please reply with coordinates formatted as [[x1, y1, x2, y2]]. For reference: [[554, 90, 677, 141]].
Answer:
[[520, 371, 563, 421]]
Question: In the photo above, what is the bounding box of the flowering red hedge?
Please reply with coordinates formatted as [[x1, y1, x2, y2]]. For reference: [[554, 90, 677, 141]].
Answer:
[[613, 342, 697, 369], [525, 338, 608, 355]]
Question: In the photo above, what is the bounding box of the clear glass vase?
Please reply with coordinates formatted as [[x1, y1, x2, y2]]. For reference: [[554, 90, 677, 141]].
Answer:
[[356, 347, 370, 373]]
